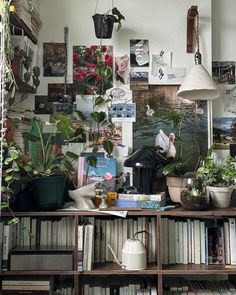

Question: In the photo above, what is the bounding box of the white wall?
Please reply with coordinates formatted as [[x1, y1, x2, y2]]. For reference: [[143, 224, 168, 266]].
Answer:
[[212, 0, 236, 159], [20, 0, 212, 151], [12, 0, 213, 180]]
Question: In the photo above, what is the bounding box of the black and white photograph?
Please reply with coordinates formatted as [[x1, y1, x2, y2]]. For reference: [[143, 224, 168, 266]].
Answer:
[[212, 61, 235, 84], [130, 39, 149, 67]]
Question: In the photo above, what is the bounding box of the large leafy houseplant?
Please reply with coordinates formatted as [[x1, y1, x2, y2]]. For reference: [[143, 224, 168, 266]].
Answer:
[[196, 145, 236, 208], [196, 145, 236, 188]]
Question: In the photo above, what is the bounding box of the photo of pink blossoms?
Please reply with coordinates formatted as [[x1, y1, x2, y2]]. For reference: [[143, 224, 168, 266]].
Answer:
[[73, 45, 113, 95]]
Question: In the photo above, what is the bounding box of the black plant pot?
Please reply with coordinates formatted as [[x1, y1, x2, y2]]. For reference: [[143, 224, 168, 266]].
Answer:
[[92, 14, 114, 39], [33, 175, 66, 210]]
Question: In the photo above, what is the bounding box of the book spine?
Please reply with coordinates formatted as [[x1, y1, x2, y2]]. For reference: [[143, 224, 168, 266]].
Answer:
[[2, 224, 11, 271], [229, 218, 236, 264]]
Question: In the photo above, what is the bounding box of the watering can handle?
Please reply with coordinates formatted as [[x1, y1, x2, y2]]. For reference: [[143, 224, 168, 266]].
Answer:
[[134, 230, 147, 240], [107, 244, 126, 269]]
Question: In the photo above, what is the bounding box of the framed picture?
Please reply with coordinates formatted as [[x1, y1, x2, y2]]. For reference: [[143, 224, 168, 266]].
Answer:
[[133, 85, 209, 172], [34, 95, 53, 114], [130, 39, 149, 67], [48, 83, 76, 102], [212, 84, 236, 149], [43, 43, 66, 77]]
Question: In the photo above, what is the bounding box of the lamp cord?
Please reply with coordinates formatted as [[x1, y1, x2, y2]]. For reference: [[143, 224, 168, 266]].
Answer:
[[193, 13, 202, 65]]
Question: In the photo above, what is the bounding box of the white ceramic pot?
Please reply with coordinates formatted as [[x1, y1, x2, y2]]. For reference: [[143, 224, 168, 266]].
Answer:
[[166, 176, 188, 203], [207, 186, 233, 208]]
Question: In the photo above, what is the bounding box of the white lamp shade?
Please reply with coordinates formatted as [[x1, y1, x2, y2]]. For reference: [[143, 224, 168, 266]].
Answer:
[[177, 64, 220, 100]]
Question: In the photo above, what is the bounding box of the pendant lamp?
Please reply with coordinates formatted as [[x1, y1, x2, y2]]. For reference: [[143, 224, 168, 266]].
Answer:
[[177, 6, 220, 101]]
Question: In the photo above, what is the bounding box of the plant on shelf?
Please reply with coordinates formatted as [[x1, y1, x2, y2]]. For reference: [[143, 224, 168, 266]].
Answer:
[[12, 46, 40, 88], [196, 145, 236, 208], [9, 45, 41, 106], [20, 116, 78, 210], [153, 103, 205, 203]]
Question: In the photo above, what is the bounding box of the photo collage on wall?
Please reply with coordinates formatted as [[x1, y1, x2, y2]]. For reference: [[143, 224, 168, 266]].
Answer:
[[212, 61, 236, 149]]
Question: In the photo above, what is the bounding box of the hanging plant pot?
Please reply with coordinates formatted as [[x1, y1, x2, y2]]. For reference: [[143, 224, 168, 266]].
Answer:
[[92, 14, 114, 39]]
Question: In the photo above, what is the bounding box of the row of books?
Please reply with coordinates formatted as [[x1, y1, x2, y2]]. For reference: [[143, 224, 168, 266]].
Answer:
[[0, 217, 75, 271], [78, 216, 157, 270], [82, 278, 157, 295], [17, 216, 75, 248], [1, 276, 74, 295], [161, 217, 236, 265], [163, 278, 236, 295]]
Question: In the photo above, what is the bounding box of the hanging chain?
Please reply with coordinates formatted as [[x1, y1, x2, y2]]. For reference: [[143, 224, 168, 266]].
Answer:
[[64, 26, 68, 98]]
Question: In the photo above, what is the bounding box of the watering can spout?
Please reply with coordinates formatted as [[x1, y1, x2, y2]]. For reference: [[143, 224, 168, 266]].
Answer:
[[107, 244, 125, 269]]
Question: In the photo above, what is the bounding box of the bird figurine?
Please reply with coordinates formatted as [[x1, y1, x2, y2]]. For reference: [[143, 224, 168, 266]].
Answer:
[[155, 129, 176, 158], [167, 133, 176, 158], [146, 104, 155, 116]]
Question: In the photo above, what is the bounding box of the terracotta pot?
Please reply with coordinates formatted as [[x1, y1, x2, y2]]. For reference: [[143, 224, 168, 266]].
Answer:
[[11, 55, 22, 77], [166, 176, 188, 203], [207, 186, 233, 208]]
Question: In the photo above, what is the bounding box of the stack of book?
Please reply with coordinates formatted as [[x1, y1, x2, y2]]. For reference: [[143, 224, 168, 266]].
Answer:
[[12, 0, 32, 31], [2, 276, 54, 294], [116, 192, 166, 209], [31, 0, 42, 39], [163, 278, 236, 294]]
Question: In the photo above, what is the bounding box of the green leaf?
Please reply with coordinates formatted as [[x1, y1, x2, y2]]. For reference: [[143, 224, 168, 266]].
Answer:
[[74, 110, 86, 121], [5, 175, 13, 182], [13, 175, 20, 181], [64, 160, 74, 174], [86, 155, 97, 168], [6, 168, 14, 173], [0, 202, 9, 209], [24, 72, 30, 83], [94, 96, 105, 107], [92, 145, 99, 154], [112, 7, 125, 21], [103, 139, 113, 157], [8, 217, 20, 225], [54, 115, 74, 139], [4, 157, 14, 164], [66, 151, 79, 159], [32, 76, 40, 88], [33, 66, 40, 78], [90, 111, 106, 124]]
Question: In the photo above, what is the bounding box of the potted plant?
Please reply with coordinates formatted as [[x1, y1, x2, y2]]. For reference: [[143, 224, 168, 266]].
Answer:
[[154, 109, 201, 203], [196, 146, 236, 208], [22, 116, 78, 210], [92, 7, 125, 39]]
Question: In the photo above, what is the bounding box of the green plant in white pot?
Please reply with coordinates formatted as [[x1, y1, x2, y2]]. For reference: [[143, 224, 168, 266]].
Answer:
[[196, 146, 236, 208]]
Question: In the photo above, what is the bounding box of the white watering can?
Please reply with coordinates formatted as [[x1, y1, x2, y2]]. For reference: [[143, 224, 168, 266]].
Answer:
[[107, 231, 147, 271]]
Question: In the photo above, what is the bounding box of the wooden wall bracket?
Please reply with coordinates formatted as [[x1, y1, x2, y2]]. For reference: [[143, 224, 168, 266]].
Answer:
[[187, 5, 198, 53]]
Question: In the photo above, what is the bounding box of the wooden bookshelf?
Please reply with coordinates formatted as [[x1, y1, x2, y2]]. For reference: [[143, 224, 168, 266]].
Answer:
[[2, 208, 236, 294], [10, 12, 37, 44]]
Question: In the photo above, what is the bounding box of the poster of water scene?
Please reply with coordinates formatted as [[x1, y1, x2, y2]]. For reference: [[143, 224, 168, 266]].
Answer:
[[213, 117, 236, 149], [133, 85, 208, 173]]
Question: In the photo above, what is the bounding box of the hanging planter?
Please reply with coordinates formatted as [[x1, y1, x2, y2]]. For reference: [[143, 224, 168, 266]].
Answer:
[[92, 1, 125, 39], [92, 14, 114, 39]]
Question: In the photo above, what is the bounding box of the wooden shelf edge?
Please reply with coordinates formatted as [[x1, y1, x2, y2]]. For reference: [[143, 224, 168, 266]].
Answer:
[[10, 12, 37, 44]]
